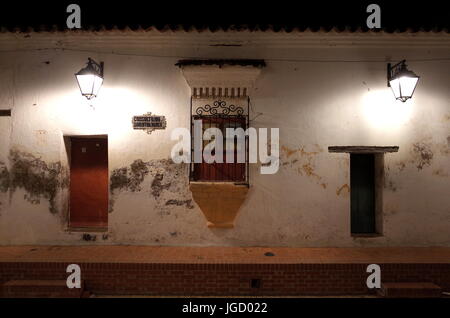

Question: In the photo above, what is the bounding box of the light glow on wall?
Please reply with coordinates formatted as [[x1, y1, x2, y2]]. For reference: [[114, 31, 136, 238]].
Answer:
[[54, 86, 158, 140], [361, 89, 414, 129]]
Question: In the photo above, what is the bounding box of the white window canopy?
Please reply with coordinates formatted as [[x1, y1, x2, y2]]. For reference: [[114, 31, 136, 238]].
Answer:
[[176, 59, 265, 98]]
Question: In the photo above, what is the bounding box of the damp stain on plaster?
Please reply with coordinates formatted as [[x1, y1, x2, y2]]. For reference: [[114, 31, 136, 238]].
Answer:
[[393, 139, 448, 173], [153, 235, 167, 244], [109, 158, 193, 216], [109, 167, 128, 193], [129, 160, 150, 191], [151, 173, 171, 198], [165, 199, 194, 209], [282, 146, 298, 158], [82, 233, 96, 241], [336, 184, 350, 197], [110, 159, 149, 193], [281, 145, 326, 188], [4, 150, 68, 214], [411, 142, 434, 170], [0, 162, 10, 193], [301, 163, 321, 181], [432, 168, 448, 177], [385, 180, 397, 192], [396, 161, 407, 172]]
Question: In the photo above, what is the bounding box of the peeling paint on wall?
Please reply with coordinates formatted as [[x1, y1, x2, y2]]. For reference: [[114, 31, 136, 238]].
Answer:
[[0, 162, 10, 193], [6, 150, 68, 214], [165, 199, 194, 209], [0, 162, 8, 214], [336, 184, 350, 197], [110, 159, 149, 193], [301, 163, 321, 181], [385, 180, 397, 192], [151, 173, 171, 198], [109, 158, 194, 217], [392, 139, 449, 174], [109, 167, 128, 193], [82, 233, 96, 241], [396, 161, 407, 172], [280, 145, 326, 189]]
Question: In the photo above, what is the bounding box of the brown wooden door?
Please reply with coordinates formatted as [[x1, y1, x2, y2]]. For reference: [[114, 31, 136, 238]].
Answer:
[[70, 137, 108, 228]]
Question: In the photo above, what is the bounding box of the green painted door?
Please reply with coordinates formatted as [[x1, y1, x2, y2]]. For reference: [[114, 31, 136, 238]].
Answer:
[[350, 154, 375, 234]]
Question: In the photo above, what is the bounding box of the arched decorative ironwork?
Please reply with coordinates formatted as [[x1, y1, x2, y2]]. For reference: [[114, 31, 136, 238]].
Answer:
[[195, 100, 244, 116]]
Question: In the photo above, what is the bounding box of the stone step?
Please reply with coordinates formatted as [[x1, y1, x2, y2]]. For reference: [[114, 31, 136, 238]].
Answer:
[[2, 280, 84, 298], [378, 282, 442, 298]]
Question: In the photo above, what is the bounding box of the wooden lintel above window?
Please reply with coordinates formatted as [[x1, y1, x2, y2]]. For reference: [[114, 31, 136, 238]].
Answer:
[[328, 146, 399, 154], [0, 109, 11, 116]]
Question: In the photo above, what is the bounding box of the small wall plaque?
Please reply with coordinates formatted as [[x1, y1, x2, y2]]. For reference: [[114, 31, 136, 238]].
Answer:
[[132, 112, 167, 134]]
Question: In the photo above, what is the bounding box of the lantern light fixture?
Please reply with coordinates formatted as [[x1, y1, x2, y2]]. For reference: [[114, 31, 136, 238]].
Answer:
[[387, 60, 419, 102], [75, 58, 104, 100]]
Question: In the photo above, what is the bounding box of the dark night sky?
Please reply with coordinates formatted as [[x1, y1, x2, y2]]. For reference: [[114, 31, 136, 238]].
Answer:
[[0, 0, 449, 31]]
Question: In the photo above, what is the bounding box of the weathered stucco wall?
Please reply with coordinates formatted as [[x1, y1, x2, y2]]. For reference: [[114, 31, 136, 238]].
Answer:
[[0, 31, 449, 246]]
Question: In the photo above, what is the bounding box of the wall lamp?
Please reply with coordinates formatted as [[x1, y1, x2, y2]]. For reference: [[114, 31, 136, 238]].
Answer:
[[75, 58, 104, 100], [387, 60, 419, 102]]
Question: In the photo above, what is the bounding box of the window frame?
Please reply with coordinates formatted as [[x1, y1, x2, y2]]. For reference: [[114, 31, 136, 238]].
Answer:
[[189, 98, 250, 185]]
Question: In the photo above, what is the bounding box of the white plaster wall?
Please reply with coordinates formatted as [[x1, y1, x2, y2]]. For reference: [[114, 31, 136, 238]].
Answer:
[[0, 31, 448, 246]]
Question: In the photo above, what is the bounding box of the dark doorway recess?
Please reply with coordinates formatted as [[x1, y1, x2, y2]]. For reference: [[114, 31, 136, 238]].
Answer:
[[69, 137, 108, 229], [350, 153, 375, 234]]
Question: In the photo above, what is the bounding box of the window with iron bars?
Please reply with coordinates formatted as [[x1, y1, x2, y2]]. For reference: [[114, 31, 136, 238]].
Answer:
[[190, 99, 249, 184]]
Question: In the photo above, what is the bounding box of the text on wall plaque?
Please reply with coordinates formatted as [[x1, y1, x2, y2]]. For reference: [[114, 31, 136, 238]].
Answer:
[[132, 112, 167, 134]]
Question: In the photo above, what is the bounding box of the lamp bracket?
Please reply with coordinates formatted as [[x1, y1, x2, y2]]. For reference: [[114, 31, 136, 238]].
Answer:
[[387, 60, 406, 87], [87, 57, 104, 78]]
